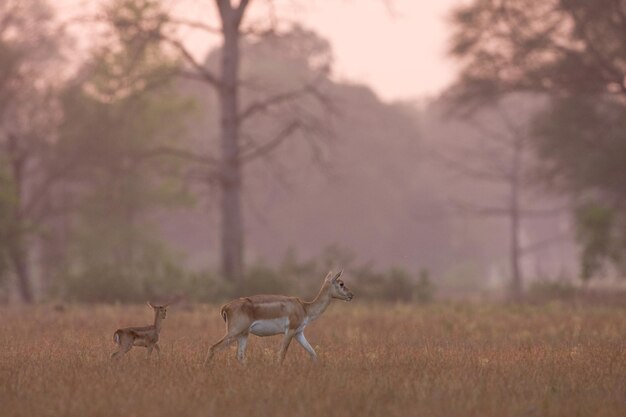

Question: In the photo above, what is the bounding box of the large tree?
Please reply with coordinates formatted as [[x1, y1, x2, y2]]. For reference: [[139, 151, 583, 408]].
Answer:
[[0, 0, 64, 302], [431, 96, 544, 300], [448, 0, 626, 105], [104, 0, 333, 285], [56, 0, 195, 302], [532, 96, 626, 279], [448, 0, 626, 279]]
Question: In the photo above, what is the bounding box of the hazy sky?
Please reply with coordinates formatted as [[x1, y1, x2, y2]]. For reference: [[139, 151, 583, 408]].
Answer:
[[296, 1, 462, 102], [60, 0, 462, 102]]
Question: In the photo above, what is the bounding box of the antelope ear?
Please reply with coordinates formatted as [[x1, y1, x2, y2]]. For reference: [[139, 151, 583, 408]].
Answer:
[[324, 271, 334, 282], [330, 270, 342, 283], [147, 301, 154, 308]]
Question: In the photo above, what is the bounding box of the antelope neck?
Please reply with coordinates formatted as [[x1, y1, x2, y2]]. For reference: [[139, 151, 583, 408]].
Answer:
[[153, 311, 163, 331], [304, 282, 332, 321]]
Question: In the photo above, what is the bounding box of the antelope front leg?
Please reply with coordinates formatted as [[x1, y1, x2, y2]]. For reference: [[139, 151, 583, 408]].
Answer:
[[147, 345, 155, 359], [295, 332, 318, 363], [278, 330, 296, 365], [154, 343, 161, 359]]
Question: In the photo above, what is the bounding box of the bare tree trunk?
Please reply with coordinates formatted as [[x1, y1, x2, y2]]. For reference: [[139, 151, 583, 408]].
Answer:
[[218, 8, 244, 284], [509, 141, 523, 302], [8, 239, 34, 303], [7, 137, 34, 303], [510, 192, 522, 301]]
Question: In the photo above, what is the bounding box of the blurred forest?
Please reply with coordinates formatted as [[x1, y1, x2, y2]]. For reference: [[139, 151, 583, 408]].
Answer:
[[0, 0, 624, 304]]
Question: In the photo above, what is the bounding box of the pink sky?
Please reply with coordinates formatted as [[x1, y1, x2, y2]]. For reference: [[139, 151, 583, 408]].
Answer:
[[60, 0, 462, 102], [296, 1, 462, 102]]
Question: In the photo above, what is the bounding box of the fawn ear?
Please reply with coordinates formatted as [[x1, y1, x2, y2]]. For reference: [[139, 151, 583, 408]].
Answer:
[[147, 301, 155, 308], [324, 271, 334, 282], [331, 270, 343, 283]]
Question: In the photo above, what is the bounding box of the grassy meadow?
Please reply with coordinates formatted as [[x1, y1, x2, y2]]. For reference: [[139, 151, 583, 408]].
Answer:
[[0, 302, 625, 417]]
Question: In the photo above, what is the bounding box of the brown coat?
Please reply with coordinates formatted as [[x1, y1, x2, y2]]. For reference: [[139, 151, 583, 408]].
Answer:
[[206, 271, 353, 364]]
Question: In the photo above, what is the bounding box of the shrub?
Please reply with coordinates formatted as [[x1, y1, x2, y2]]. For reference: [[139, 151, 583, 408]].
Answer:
[[414, 269, 435, 304], [242, 263, 294, 295], [527, 280, 578, 303]]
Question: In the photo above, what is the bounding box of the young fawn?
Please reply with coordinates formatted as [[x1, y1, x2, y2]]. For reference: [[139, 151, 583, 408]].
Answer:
[[111, 302, 168, 359]]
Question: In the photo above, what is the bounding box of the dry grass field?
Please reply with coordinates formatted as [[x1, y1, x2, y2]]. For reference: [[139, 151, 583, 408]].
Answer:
[[0, 302, 625, 417]]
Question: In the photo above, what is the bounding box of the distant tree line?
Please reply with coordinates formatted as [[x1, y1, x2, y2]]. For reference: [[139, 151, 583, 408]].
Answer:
[[446, 0, 626, 297], [0, 0, 434, 303], [1, 0, 623, 303]]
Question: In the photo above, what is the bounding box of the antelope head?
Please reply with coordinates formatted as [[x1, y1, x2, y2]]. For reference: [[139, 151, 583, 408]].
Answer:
[[325, 270, 354, 301], [148, 302, 168, 319]]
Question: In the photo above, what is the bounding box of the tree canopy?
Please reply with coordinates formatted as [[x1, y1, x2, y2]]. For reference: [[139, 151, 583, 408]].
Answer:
[[449, 0, 626, 107], [449, 0, 626, 279]]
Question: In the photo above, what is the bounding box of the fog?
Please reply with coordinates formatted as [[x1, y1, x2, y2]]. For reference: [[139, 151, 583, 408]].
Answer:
[[1, 0, 624, 304]]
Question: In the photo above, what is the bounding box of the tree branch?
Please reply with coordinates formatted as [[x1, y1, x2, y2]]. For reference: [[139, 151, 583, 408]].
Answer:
[[428, 146, 514, 184], [165, 17, 221, 34], [234, 0, 251, 27], [239, 120, 301, 162], [129, 146, 218, 165], [161, 36, 221, 89], [239, 84, 314, 122], [568, 6, 626, 92]]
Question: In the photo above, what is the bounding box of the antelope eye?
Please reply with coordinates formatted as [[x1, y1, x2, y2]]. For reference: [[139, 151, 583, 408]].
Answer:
[[339, 282, 344, 287]]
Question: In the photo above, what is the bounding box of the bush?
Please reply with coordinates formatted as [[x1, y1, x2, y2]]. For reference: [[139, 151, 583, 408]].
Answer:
[[414, 269, 435, 304], [527, 280, 578, 303], [57, 259, 189, 304], [51, 243, 437, 304], [383, 268, 414, 302], [241, 263, 294, 295], [351, 265, 436, 303]]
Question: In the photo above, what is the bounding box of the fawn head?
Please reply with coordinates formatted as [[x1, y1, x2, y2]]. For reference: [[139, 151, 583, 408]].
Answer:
[[148, 302, 168, 319], [325, 270, 354, 301]]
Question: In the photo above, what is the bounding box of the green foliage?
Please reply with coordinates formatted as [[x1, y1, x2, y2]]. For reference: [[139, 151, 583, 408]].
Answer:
[[575, 203, 624, 281], [414, 269, 436, 304], [533, 97, 626, 197], [449, 0, 626, 280], [182, 246, 437, 304], [352, 267, 434, 303], [383, 268, 415, 303], [527, 280, 578, 303], [239, 25, 332, 91], [448, 0, 626, 108], [437, 262, 487, 293], [91, 0, 175, 100], [56, 250, 227, 304], [242, 263, 295, 296], [533, 97, 626, 279], [50, 0, 196, 302], [0, 0, 64, 301], [50, 243, 437, 303]]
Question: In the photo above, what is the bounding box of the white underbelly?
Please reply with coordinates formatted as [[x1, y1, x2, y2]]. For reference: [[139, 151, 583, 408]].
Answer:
[[249, 318, 290, 336]]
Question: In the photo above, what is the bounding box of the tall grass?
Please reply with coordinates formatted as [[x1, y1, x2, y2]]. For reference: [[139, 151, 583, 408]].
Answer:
[[0, 303, 624, 417]]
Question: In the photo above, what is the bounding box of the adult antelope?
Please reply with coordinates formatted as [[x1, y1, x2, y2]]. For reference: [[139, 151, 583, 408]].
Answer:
[[111, 302, 168, 359], [205, 270, 353, 364]]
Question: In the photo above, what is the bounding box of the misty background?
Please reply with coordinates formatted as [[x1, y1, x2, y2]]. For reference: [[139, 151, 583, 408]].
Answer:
[[1, 0, 624, 304]]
